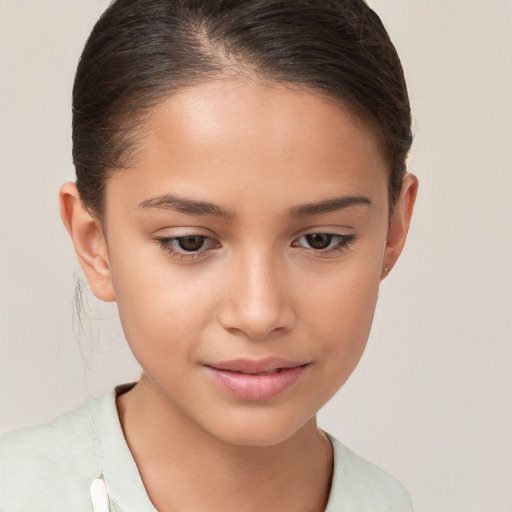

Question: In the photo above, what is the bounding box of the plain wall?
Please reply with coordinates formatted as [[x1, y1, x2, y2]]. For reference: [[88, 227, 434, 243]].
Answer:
[[1, 2, 511, 511]]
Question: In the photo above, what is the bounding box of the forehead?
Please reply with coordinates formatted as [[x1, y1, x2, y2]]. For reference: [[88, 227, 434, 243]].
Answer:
[[107, 78, 388, 214]]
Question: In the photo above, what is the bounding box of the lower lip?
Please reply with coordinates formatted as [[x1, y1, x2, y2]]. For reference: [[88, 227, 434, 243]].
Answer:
[[205, 365, 306, 401]]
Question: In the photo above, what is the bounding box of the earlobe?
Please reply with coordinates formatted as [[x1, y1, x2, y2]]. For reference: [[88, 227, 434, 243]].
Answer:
[[59, 182, 116, 302], [381, 173, 418, 279]]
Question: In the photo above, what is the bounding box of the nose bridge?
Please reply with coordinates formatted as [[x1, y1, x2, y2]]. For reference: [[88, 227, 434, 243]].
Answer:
[[219, 245, 294, 339]]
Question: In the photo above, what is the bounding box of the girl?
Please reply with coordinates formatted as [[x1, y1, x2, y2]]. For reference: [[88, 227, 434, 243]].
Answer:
[[0, 0, 417, 510]]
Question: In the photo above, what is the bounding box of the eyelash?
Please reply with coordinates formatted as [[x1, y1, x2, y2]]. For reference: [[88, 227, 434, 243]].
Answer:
[[154, 233, 357, 262], [293, 233, 357, 255], [154, 235, 220, 262]]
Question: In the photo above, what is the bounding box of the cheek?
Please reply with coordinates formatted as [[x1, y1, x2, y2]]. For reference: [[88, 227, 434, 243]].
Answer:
[[109, 249, 217, 366], [301, 262, 381, 376]]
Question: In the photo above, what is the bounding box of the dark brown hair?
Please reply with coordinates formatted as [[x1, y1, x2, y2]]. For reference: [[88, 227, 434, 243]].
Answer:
[[73, 0, 412, 217]]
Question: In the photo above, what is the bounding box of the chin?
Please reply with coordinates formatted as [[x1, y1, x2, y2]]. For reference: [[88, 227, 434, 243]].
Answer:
[[223, 431, 289, 447], [204, 410, 314, 448]]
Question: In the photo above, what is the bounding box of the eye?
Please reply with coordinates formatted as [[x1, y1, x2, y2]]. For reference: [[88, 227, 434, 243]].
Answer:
[[174, 235, 209, 252], [293, 232, 356, 255], [155, 235, 220, 261]]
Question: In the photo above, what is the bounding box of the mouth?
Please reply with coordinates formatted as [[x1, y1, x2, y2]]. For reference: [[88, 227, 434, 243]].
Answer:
[[231, 368, 290, 375], [207, 357, 308, 374], [204, 358, 309, 401]]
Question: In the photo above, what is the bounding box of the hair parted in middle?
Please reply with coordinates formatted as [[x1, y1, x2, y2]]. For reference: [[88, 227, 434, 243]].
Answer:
[[73, 0, 412, 218]]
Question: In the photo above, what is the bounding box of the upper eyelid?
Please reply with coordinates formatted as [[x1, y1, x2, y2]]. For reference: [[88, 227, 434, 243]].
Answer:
[[294, 225, 355, 236], [153, 226, 217, 237], [293, 233, 356, 246], [157, 231, 351, 242], [157, 233, 355, 251], [156, 230, 354, 242]]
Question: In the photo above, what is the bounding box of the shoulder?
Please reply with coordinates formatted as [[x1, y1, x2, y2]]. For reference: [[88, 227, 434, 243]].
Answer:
[[0, 391, 111, 511], [325, 434, 413, 512]]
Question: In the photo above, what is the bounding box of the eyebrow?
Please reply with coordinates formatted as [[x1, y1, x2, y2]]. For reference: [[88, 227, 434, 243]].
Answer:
[[138, 193, 371, 218], [138, 194, 234, 218], [288, 195, 372, 217]]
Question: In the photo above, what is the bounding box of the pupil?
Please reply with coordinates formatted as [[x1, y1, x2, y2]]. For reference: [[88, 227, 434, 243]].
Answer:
[[306, 233, 332, 250], [178, 236, 205, 251]]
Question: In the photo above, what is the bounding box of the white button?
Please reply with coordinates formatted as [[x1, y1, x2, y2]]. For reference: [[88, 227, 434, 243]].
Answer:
[[91, 478, 110, 512]]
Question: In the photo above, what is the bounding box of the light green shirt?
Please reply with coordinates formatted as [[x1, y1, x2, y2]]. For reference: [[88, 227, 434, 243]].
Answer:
[[0, 384, 412, 511]]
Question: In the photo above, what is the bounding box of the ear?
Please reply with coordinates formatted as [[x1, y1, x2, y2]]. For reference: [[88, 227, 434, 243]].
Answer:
[[59, 182, 116, 302], [381, 173, 418, 279]]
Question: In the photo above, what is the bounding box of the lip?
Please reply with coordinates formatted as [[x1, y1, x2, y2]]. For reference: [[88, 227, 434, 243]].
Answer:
[[205, 358, 309, 401]]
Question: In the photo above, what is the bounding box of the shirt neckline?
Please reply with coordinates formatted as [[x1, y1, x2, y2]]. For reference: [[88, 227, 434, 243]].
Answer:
[[93, 383, 341, 511], [92, 384, 158, 511]]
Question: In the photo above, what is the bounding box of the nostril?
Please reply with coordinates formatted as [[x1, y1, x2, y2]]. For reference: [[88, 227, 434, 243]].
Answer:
[[225, 322, 289, 341], [217, 261, 296, 339]]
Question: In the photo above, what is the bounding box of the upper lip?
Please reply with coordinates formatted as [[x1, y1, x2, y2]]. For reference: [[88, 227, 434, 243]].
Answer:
[[205, 357, 309, 374]]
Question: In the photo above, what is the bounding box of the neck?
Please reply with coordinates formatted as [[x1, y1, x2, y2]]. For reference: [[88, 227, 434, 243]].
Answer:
[[117, 375, 333, 512]]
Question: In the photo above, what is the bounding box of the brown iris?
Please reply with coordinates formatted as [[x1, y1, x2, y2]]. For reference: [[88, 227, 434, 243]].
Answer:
[[305, 234, 333, 250], [178, 236, 207, 251]]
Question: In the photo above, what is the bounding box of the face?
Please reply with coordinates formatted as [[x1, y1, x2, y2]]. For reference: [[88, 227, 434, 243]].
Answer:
[[81, 79, 406, 446]]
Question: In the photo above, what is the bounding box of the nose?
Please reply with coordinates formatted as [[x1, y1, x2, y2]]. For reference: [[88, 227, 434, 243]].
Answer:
[[217, 249, 296, 340]]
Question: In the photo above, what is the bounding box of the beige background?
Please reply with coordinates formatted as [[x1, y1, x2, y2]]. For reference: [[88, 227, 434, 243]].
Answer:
[[1, 1, 511, 511]]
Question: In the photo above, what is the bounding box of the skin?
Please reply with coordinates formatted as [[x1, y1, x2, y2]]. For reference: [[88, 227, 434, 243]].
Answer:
[[60, 78, 417, 512]]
